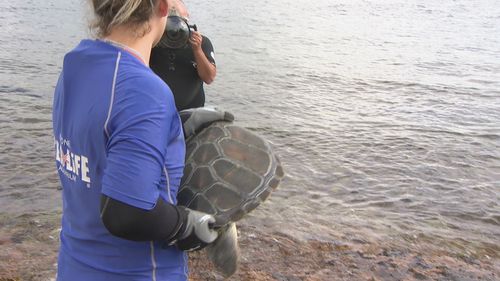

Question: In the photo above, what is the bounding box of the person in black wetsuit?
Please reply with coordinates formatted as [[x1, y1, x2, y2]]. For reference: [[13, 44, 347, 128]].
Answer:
[[150, 4, 216, 111]]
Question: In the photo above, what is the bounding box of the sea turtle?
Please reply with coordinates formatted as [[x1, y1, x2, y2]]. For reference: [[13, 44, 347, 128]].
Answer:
[[177, 120, 284, 277]]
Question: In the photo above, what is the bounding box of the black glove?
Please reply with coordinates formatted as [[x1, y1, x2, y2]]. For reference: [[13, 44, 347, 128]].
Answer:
[[180, 107, 234, 139], [176, 207, 219, 251]]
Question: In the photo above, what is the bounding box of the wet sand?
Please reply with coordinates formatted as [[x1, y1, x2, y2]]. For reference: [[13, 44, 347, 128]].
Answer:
[[0, 212, 498, 281]]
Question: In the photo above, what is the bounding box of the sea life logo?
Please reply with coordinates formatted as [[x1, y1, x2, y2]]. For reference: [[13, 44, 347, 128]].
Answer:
[[55, 135, 91, 187]]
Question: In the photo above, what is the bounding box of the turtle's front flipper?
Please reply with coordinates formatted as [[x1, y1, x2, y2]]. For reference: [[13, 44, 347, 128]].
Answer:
[[206, 222, 239, 278]]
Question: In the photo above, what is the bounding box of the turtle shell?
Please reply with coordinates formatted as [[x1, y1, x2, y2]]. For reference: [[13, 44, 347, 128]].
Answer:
[[177, 121, 284, 226]]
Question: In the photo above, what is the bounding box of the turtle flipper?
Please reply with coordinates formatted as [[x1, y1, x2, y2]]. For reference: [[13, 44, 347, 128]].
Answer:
[[206, 222, 239, 278]]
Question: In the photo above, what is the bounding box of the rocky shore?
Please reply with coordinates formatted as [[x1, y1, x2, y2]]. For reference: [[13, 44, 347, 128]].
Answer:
[[0, 212, 498, 281]]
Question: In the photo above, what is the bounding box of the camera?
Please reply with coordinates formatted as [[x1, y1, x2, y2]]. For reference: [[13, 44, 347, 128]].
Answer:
[[159, 15, 198, 49]]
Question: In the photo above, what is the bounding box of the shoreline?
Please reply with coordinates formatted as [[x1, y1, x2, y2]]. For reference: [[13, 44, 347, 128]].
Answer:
[[0, 212, 498, 281]]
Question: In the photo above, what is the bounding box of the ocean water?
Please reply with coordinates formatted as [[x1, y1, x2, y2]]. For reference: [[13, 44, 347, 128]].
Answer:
[[0, 0, 499, 258]]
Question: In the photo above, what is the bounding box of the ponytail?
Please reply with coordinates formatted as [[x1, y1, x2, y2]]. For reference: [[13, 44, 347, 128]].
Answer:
[[88, 0, 158, 37]]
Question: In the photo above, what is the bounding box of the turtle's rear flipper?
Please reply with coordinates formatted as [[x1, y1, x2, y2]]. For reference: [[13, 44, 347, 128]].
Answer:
[[206, 222, 239, 278]]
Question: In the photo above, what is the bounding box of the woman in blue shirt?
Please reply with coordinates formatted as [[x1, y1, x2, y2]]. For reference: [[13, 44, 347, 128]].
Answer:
[[52, 1, 218, 280]]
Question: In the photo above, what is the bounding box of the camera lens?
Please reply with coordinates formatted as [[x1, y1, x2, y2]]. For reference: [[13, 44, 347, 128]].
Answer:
[[162, 16, 190, 49]]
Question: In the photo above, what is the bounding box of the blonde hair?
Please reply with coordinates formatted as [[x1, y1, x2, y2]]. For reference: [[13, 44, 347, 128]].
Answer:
[[89, 0, 159, 38]]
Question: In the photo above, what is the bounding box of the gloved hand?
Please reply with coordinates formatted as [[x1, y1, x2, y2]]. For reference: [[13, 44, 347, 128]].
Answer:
[[180, 107, 234, 139], [176, 207, 219, 251]]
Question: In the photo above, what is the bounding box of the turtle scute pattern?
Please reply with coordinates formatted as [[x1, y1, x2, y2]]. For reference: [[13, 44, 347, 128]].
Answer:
[[177, 122, 284, 226]]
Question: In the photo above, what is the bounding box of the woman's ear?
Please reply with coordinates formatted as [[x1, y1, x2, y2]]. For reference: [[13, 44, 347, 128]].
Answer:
[[159, 0, 169, 17]]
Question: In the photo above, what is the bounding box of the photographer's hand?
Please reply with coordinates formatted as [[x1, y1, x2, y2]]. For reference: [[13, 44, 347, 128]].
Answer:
[[190, 31, 216, 83], [189, 31, 203, 51]]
